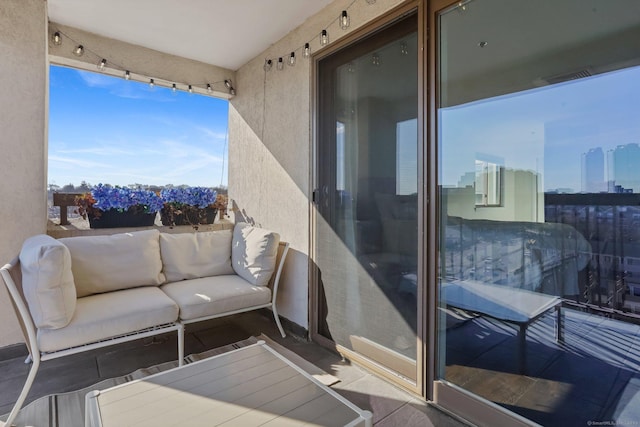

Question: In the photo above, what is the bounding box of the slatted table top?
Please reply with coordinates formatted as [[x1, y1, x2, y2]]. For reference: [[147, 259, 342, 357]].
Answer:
[[85, 341, 372, 427]]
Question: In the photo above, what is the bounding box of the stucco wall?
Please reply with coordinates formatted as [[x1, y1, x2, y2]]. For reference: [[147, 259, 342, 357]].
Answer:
[[229, 0, 405, 330], [0, 0, 48, 347]]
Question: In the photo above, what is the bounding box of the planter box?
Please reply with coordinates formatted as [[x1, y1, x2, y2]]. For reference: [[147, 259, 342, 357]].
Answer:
[[160, 206, 218, 226], [88, 209, 157, 229]]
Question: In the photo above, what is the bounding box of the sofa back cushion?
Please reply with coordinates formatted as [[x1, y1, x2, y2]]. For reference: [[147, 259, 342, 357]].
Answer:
[[59, 229, 165, 297], [231, 222, 280, 286], [19, 234, 76, 329], [160, 230, 234, 282]]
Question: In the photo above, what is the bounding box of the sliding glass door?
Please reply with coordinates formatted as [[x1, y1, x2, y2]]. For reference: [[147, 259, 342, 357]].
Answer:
[[435, 0, 640, 425], [313, 8, 421, 384]]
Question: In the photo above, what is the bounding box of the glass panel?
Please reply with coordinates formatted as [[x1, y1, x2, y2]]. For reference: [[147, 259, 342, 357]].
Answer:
[[316, 14, 418, 381], [437, 0, 640, 424]]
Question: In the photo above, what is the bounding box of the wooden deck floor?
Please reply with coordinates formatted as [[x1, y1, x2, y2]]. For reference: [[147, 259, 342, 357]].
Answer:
[[445, 307, 640, 426]]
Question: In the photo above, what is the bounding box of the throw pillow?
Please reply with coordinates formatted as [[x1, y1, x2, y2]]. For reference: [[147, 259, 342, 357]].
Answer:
[[19, 234, 76, 329], [231, 222, 280, 286]]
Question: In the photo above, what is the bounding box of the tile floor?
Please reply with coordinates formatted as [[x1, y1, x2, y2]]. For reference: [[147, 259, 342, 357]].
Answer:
[[0, 311, 469, 427]]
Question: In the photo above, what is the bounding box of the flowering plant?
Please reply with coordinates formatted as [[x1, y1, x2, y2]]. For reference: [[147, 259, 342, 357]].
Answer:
[[160, 187, 225, 226], [76, 184, 163, 219], [160, 187, 217, 208]]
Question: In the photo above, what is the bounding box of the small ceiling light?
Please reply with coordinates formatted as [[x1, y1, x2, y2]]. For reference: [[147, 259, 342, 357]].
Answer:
[[52, 32, 62, 46], [340, 11, 350, 30], [320, 30, 329, 46], [149, 78, 155, 88], [124, 70, 131, 80], [97, 59, 107, 71], [277, 57, 284, 70], [73, 45, 84, 57], [478, 41, 488, 48], [288, 52, 296, 66], [456, 0, 470, 13], [206, 83, 212, 94], [188, 85, 193, 93], [371, 53, 380, 66], [172, 83, 177, 93], [263, 59, 273, 71], [303, 43, 311, 58], [223, 79, 235, 95]]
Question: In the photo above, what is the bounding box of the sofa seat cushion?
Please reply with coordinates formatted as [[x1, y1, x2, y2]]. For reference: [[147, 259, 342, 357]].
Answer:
[[60, 230, 166, 297], [37, 287, 179, 353], [19, 235, 76, 330], [160, 230, 234, 282], [161, 275, 272, 321], [231, 222, 280, 286]]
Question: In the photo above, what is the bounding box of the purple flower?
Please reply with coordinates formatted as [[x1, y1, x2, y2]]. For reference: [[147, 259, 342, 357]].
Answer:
[[161, 187, 217, 208], [91, 184, 163, 213]]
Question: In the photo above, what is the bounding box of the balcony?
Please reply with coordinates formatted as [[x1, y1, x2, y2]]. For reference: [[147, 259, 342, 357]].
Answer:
[[445, 304, 640, 426], [0, 311, 465, 427]]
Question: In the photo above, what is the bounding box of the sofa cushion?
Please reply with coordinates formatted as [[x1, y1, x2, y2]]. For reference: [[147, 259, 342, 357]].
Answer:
[[231, 222, 280, 286], [19, 235, 76, 330], [160, 230, 234, 282], [37, 287, 179, 353], [161, 275, 272, 321], [59, 229, 165, 297]]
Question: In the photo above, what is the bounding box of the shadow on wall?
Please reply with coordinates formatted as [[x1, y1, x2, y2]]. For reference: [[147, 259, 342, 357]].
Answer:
[[232, 200, 255, 226]]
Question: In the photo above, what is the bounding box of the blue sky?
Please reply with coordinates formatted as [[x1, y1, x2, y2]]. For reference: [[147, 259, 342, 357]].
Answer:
[[440, 65, 640, 193], [48, 65, 229, 188]]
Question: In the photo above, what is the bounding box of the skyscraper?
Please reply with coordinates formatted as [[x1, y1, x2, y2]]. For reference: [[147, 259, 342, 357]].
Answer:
[[581, 147, 606, 193], [609, 143, 640, 193]]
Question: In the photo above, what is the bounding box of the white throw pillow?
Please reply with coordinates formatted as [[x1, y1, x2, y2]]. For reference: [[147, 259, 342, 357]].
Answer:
[[160, 230, 234, 282], [19, 234, 76, 329], [59, 229, 166, 297], [231, 222, 280, 286]]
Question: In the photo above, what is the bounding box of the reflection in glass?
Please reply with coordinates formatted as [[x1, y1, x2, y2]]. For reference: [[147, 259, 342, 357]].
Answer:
[[437, 0, 640, 424], [316, 14, 418, 380]]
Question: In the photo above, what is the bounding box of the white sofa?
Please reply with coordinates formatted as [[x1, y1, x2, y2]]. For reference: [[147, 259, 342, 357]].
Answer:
[[0, 222, 289, 427]]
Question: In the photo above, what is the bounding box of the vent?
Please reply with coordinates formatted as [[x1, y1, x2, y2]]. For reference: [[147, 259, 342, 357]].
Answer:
[[540, 68, 593, 85]]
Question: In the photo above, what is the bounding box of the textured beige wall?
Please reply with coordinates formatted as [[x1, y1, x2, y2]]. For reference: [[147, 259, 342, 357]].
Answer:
[[0, 0, 48, 347], [229, 0, 405, 329], [48, 24, 235, 98]]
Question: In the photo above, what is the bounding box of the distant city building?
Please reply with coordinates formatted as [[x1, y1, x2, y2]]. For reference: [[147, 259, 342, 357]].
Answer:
[[608, 143, 640, 193], [581, 147, 606, 193]]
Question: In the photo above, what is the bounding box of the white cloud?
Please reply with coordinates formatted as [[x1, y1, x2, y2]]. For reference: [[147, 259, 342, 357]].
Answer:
[[56, 146, 135, 156], [196, 126, 228, 141], [48, 155, 111, 169], [76, 70, 116, 88]]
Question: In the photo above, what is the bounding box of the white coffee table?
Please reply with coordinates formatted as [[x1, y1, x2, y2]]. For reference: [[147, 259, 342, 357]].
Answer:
[[442, 279, 564, 374], [85, 340, 372, 427]]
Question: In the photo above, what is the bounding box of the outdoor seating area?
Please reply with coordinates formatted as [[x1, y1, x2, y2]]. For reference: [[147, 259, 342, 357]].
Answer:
[[0, 223, 289, 426], [0, 311, 466, 427]]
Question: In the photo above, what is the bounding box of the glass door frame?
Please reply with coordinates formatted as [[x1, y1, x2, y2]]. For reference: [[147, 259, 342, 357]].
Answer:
[[310, 0, 541, 424], [310, 0, 426, 396], [428, 0, 546, 425]]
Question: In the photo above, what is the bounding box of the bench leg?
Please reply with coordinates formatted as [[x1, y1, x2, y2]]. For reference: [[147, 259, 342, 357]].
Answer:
[[556, 304, 564, 343], [3, 355, 40, 427], [518, 324, 527, 375], [177, 324, 184, 367]]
